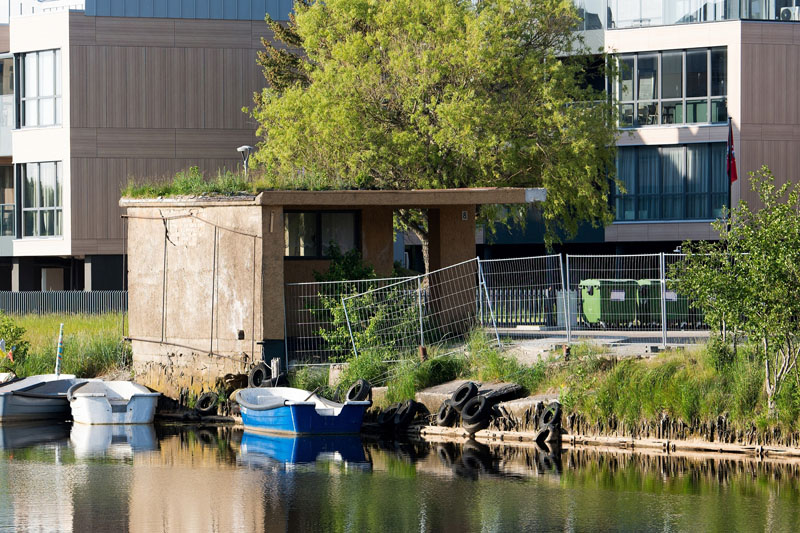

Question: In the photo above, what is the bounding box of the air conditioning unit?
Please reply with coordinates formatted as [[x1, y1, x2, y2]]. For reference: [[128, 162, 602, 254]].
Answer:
[[780, 7, 800, 21]]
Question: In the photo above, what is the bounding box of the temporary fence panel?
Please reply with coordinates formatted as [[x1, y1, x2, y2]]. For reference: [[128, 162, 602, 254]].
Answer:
[[478, 255, 567, 342], [0, 291, 128, 315], [342, 258, 496, 359], [284, 276, 413, 365], [663, 253, 709, 344]]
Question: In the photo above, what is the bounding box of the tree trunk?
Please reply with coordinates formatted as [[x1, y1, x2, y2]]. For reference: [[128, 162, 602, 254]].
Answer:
[[420, 232, 430, 274]]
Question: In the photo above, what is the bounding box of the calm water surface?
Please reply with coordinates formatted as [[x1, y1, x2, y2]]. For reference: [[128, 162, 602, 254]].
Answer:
[[0, 423, 799, 532]]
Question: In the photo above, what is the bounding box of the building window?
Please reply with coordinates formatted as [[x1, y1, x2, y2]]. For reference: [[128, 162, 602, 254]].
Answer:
[[0, 56, 13, 155], [617, 48, 726, 128], [0, 166, 13, 237], [21, 162, 62, 237], [284, 211, 358, 258], [613, 143, 728, 221], [17, 49, 61, 128]]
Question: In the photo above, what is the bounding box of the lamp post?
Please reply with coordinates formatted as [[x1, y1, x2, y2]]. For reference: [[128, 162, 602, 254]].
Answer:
[[237, 145, 255, 181]]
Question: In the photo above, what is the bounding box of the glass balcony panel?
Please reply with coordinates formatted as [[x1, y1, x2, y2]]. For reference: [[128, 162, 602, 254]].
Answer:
[[711, 98, 727, 123], [686, 99, 708, 123], [0, 205, 13, 237], [711, 48, 727, 96], [637, 102, 659, 126], [23, 211, 36, 237], [618, 56, 634, 101], [686, 50, 708, 98], [637, 54, 658, 100], [662, 101, 683, 124], [619, 103, 635, 127]]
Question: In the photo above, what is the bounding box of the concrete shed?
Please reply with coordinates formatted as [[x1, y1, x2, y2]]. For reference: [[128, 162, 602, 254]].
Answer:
[[120, 188, 545, 398]]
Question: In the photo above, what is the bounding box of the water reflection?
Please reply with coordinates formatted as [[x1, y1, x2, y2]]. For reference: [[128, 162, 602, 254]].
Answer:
[[1, 424, 800, 531]]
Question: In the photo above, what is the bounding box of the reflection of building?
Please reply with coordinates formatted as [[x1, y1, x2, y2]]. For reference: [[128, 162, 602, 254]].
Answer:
[[480, 2, 800, 258], [0, 1, 291, 290]]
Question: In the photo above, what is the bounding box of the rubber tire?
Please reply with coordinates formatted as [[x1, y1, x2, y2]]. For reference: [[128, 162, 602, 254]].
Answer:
[[377, 403, 401, 428], [539, 401, 562, 429], [393, 400, 418, 428], [461, 396, 491, 425], [436, 444, 456, 467], [196, 392, 218, 416], [450, 381, 479, 413], [248, 363, 271, 388], [346, 379, 372, 402], [462, 416, 491, 435], [435, 400, 458, 427]]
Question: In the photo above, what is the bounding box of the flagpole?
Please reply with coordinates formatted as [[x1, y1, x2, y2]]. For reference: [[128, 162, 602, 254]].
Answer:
[[728, 117, 733, 213]]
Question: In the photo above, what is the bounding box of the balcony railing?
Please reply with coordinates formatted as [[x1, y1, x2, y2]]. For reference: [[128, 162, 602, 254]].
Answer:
[[0, 204, 14, 237], [575, 1, 800, 31]]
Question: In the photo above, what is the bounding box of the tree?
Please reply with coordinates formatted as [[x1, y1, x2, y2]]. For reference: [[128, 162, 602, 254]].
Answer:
[[251, 0, 618, 270], [671, 167, 800, 415]]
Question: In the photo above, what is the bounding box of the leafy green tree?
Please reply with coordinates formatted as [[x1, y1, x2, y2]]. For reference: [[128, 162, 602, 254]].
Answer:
[[251, 0, 618, 269], [671, 167, 800, 415]]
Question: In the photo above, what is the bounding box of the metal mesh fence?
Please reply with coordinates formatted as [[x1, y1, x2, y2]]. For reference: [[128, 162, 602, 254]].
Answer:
[[284, 276, 413, 365], [479, 255, 567, 342], [284, 253, 711, 365], [342, 259, 488, 358], [0, 291, 128, 315]]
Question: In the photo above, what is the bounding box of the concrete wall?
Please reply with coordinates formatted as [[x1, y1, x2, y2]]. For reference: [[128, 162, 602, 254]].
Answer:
[[126, 201, 266, 398]]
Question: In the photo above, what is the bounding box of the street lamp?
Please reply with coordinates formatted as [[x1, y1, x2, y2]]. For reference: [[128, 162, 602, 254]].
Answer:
[[237, 145, 255, 181]]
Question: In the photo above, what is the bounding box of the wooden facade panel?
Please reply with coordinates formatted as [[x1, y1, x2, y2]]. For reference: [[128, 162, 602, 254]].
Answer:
[[71, 128, 98, 158], [126, 47, 147, 129], [166, 48, 187, 129], [0, 25, 9, 53], [175, 129, 257, 159], [250, 21, 275, 50], [69, 46, 89, 129], [223, 48, 247, 129], [144, 48, 169, 129], [174, 20, 252, 48], [85, 46, 108, 128], [68, 12, 97, 46], [95, 17, 175, 47], [70, 158, 88, 242], [185, 48, 205, 129], [97, 129, 176, 158], [107, 47, 128, 128], [204, 48, 225, 129]]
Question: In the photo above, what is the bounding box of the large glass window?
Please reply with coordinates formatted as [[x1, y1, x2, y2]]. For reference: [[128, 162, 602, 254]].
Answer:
[[21, 162, 62, 237], [0, 57, 13, 156], [285, 211, 358, 258], [17, 49, 61, 128], [613, 143, 727, 221], [616, 48, 726, 128]]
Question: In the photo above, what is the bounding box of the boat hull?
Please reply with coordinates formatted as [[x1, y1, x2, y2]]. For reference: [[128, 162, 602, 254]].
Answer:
[[240, 402, 369, 435], [0, 392, 71, 423], [240, 431, 368, 464], [71, 394, 159, 425]]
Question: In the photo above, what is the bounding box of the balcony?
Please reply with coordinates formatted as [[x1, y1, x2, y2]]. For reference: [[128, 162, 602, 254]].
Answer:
[[574, 1, 800, 31]]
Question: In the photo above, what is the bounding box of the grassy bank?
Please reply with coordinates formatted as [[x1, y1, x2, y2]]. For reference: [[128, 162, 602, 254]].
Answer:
[[1, 313, 130, 378], [291, 331, 798, 437]]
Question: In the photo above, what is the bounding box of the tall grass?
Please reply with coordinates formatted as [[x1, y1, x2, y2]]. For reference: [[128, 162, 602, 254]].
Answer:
[[122, 167, 252, 198], [4, 314, 130, 378]]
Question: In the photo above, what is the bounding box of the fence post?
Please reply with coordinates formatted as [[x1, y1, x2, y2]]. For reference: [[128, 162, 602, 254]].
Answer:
[[565, 255, 572, 343], [559, 254, 570, 343], [341, 296, 359, 358], [477, 258, 501, 348], [660, 252, 668, 348], [417, 276, 425, 347]]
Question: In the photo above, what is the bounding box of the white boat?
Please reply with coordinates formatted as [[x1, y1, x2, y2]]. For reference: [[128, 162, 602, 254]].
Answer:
[[68, 381, 160, 425], [70, 423, 158, 458], [0, 374, 83, 423]]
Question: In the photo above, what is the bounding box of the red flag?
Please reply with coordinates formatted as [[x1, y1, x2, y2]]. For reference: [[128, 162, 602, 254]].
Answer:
[[727, 119, 738, 184]]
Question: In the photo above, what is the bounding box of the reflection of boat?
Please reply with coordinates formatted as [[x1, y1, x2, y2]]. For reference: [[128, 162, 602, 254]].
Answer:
[[70, 423, 158, 458], [0, 421, 70, 449], [236, 387, 370, 434], [240, 431, 369, 466], [0, 374, 84, 422], [68, 381, 160, 425]]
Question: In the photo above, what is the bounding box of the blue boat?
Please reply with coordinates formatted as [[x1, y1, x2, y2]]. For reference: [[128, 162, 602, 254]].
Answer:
[[236, 387, 370, 435], [240, 432, 368, 465]]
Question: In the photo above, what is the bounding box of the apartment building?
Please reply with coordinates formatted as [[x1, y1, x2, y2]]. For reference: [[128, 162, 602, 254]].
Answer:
[[480, 1, 800, 258], [0, 0, 291, 290]]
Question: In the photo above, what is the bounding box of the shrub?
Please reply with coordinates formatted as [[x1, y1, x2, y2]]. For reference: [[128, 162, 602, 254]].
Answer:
[[0, 312, 30, 369]]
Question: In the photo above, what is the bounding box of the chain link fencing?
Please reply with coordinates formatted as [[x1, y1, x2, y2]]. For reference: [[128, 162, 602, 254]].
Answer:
[[284, 253, 710, 365]]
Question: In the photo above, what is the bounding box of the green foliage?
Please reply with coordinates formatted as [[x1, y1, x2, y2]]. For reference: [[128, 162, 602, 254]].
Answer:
[[0, 312, 30, 369], [289, 366, 331, 396], [465, 330, 547, 393], [706, 335, 735, 371], [385, 354, 468, 403], [336, 348, 392, 397], [122, 166, 251, 198], [671, 167, 800, 414], [313, 243, 376, 283], [250, 0, 618, 247]]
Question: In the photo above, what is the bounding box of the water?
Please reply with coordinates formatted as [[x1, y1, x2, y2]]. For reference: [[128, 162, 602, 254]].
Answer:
[[1, 423, 799, 532]]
